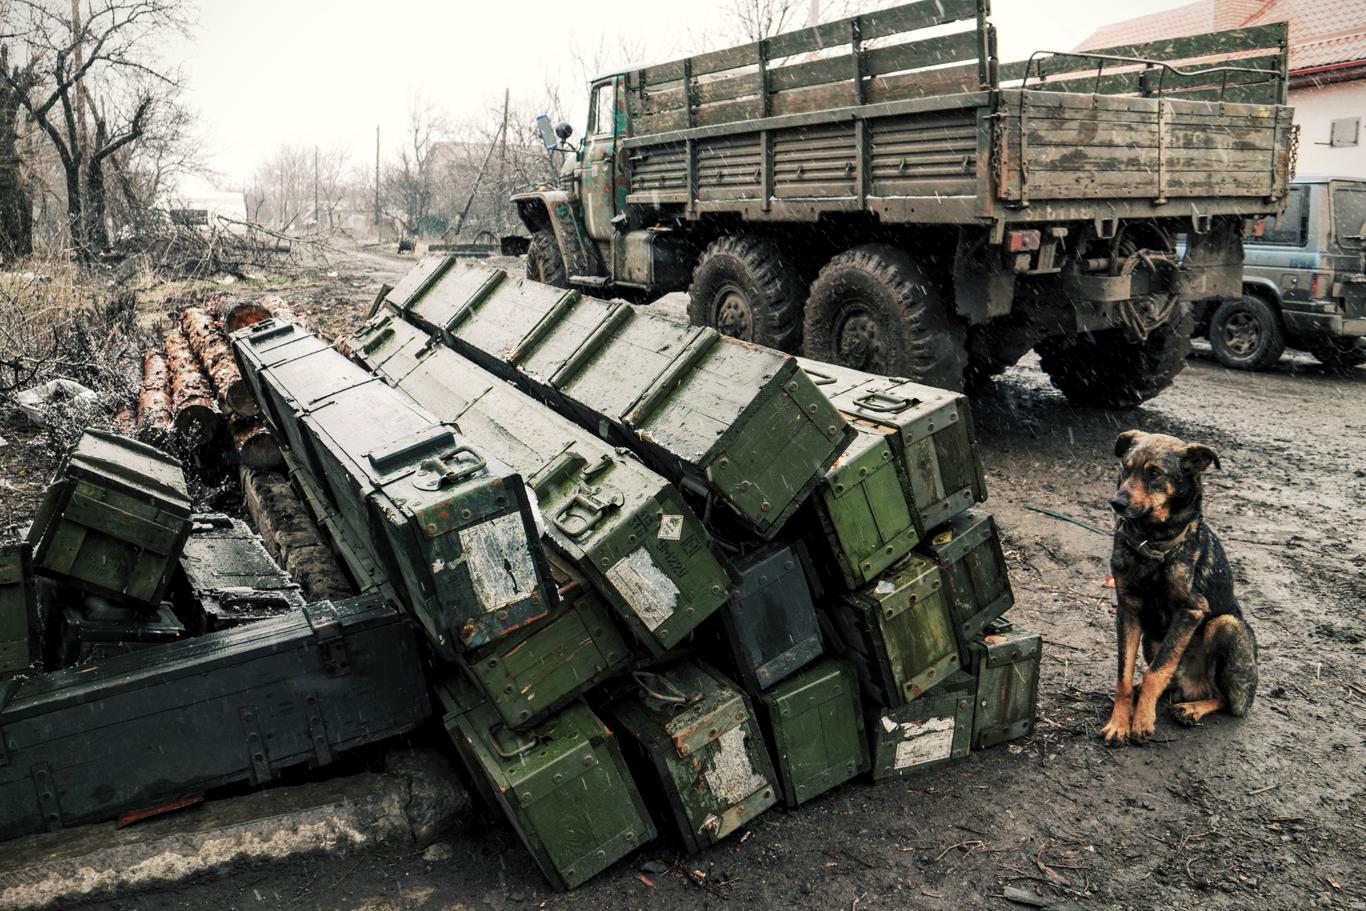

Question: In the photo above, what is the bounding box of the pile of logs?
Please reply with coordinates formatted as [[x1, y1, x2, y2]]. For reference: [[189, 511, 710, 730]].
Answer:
[[136, 295, 295, 469]]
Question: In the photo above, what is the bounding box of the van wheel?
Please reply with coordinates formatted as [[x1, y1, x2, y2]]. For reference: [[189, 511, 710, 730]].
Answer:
[[688, 235, 805, 352], [802, 244, 967, 389], [1308, 337, 1366, 370], [1036, 304, 1193, 409], [1208, 295, 1284, 370], [526, 230, 568, 288]]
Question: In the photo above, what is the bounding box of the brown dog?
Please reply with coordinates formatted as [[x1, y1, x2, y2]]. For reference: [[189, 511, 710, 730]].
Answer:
[[1101, 430, 1258, 745]]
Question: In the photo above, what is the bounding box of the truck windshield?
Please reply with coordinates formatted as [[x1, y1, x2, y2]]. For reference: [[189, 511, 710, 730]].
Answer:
[[1334, 184, 1366, 248]]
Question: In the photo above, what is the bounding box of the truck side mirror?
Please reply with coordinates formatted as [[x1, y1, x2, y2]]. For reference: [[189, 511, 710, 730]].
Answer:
[[536, 115, 558, 152], [555, 122, 574, 142]]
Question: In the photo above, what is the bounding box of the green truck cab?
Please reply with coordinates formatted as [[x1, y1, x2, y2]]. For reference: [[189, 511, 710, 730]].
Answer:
[[513, 0, 1294, 408], [1195, 177, 1366, 370]]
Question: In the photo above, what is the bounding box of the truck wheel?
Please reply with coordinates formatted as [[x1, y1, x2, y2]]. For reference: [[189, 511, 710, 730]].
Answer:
[[526, 230, 568, 288], [803, 244, 967, 389], [1308, 338, 1366, 370], [1208, 295, 1284, 370], [1036, 305, 1193, 409], [688, 235, 805, 351]]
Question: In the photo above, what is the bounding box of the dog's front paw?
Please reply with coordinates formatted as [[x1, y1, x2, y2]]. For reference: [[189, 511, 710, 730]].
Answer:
[[1129, 708, 1157, 742], [1100, 704, 1132, 745]]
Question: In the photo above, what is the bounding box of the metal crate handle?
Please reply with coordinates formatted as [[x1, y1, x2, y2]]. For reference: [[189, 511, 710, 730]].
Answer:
[[552, 488, 621, 539], [487, 723, 539, 759], [414, 446, 487, 490], [632, 670, 699, 709], [853, 392, 916, 414]]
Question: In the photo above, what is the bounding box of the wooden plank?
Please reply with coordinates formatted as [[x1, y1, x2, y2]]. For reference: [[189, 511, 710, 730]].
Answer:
[[1022, 169, 1270, 198], [765, 29, 978, 96], [1023, 146, 1281, 172], [1020, 122, 1274, 151], [1074, 21, 1288, 69], [1028, 53, 1282, 98]]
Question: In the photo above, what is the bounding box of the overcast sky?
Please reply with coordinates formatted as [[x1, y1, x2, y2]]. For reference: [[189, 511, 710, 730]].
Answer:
[[177, 0, 1192, 188]]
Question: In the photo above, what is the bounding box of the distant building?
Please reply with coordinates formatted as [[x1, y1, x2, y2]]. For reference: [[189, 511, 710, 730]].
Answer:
[[1078, 0, 1366, 178]]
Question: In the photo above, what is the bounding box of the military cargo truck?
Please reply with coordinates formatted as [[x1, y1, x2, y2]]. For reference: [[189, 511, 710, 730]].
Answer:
[[514, 0, 1294, 407]]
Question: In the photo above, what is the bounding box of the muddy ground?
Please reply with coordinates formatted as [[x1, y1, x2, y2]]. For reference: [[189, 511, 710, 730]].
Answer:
[[5, 253, 1364, 911]]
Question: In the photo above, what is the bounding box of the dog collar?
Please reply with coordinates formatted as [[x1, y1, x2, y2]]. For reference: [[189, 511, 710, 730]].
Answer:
[[1116, 520, 1193, 562]]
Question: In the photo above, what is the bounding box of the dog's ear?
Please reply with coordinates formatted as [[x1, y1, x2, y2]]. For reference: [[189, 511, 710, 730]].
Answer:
[[1182, 443, 1221, 474], [1114, 430, 1144, 458]]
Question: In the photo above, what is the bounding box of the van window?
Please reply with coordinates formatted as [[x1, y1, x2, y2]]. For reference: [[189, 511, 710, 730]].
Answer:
[[1249, 186, 1307, 246], [1333, 184, 1366, 249]]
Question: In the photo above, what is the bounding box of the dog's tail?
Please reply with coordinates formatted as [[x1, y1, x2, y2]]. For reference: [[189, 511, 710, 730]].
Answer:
[[1209, 614, 1258, 716]]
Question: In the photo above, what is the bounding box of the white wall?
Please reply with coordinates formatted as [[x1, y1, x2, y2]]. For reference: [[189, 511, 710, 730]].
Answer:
[[1289, 78, 1366, 179]]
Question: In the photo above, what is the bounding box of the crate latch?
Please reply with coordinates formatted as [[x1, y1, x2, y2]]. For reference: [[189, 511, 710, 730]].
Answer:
[[304, 603, 352, 677]]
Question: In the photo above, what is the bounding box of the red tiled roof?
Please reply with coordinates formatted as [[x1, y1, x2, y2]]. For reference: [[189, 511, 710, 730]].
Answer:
[[1077, 0, 1366, 72]]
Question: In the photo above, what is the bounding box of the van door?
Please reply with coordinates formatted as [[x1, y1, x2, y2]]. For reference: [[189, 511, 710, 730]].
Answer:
[[580, 79, 620, 242]]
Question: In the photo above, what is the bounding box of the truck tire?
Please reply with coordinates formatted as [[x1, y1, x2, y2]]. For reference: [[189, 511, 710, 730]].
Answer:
[[1036, 305, 1193, 409], [1207, 295, 1284, 370], [526, 230, 568, 288], [1307, 338, 1366, 370], [688, 235, 805, 352], [802, 244, 967, 389]]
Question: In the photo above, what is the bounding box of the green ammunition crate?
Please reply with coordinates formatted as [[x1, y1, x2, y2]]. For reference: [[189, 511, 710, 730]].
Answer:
[[610, 662, 778, 854], [238, 327, 557, 656], [27, 430, 192, 607], [868, 669, 975, 781], [756, 658, 867, 807], [824, 553, 960, 707], [352, 318, 730, 656], [920, 508, 1015, 659], [1, 543, 38, 676], [52, 599, 185, 669], [176, 515, 306, 634], [969, 628, 1041, 750], [799, 357, 986, 536], [713, 543, 823, 692], [380, 260, 853, 541], [437, 680, 655, 891], [1, 595, 430, 840], [806, 428, 920, 589], [463, 576, 633, 730], [230, 319, 336, 464], [347, 310, 433, 384]]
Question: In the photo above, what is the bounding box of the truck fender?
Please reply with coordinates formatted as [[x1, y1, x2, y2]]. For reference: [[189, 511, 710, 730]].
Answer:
[[512, 190, 606, 280], [1174, 216, 1244, 302]]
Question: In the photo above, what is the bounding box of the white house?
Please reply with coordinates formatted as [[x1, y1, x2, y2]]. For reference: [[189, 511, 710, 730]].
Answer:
[[1078, 0, 1366, 178]]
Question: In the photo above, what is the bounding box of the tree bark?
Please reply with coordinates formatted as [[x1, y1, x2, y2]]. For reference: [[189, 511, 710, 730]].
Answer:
[[238, 467, 353, 601], [164, 326, 223, 446], [180, 306, 259, 418], [230, 417, 283, 470], [136, 348, 173, 442], [0, 53, 33, 261]]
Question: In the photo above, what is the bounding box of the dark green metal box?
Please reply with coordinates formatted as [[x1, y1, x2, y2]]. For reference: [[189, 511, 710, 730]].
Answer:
[[51, 598, 186, 669], [175, 514, 306, 634], [921, 508, 1015, 659], [713, 543, 823, 692], [969, 627, 1041, 750], [868, 669, 975, 781], [756, 658, 867, 807], [27, 430, 192, 607], [823, 553, 961, 707], [805, 428, 920, 590], [609, 662, 778, 854], [462, 565, 633, 731], [438, 680, 655, 891], [1, 543, 38, 676], [0, 595, 430, 840]]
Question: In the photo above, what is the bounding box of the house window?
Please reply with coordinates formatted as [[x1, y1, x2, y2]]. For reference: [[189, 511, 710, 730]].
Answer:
[[1330, 117, 1360, 148]]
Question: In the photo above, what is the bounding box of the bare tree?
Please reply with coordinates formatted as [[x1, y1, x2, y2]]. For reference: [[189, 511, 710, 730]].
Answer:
[[0, 45, 34, 259], [0, 0, 188, 260], [384, 96, 446, 239]]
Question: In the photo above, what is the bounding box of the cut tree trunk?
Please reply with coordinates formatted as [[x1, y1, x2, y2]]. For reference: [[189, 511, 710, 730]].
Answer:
[[231, 417, 283, 470], [136, 349, 173, 443], [164, 327, 223, 446], [239, 467, 352, 601], [221, 294, 301, 335], [180, 306, 259, 418]]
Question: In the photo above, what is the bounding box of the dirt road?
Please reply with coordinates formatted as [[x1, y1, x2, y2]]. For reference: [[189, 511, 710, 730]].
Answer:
[[12, 264, 1365, 910]]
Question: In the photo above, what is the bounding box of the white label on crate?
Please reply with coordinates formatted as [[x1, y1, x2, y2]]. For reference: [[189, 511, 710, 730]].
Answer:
[[459, 513, 539, 612], [893, 715, 955, 769], [703, 728, 767, 804], [607, 548, 678, 631], [658, 514, 684, 541]]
